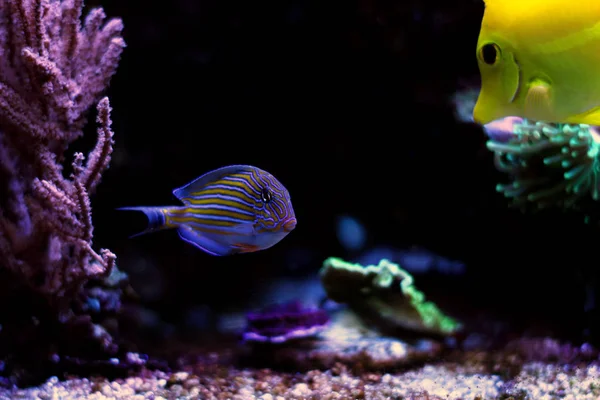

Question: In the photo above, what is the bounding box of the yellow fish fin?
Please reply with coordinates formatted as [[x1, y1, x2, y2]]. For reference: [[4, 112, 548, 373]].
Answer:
[[565, 105, 600, 126], [525, 81, 553, 121]]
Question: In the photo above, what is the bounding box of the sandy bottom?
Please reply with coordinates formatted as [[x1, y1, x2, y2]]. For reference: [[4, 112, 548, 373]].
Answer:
[[2, 338, 599, 400]]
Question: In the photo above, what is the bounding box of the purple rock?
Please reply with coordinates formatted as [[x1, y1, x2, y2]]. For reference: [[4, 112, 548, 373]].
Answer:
[[243, 301, 330, 344]]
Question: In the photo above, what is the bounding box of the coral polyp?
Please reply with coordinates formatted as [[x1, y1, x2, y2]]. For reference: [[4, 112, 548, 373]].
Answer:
[[485, 117, 600, 210]]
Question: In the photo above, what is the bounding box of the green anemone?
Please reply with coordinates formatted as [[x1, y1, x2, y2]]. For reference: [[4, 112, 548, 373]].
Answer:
[[486, 119, 600, 210]]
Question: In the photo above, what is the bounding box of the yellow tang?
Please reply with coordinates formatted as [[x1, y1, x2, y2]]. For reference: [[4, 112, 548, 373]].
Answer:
[[473, 0, 600, 126]]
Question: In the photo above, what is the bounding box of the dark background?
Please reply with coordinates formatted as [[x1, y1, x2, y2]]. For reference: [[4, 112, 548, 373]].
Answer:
[[77, 0, 598, 339]]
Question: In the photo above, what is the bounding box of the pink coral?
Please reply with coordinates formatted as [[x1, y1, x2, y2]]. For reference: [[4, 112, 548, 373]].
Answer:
[[0, 0, 125, 296]]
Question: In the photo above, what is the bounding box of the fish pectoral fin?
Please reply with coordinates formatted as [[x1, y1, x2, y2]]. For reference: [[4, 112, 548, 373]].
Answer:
[[231, 222, 255, 236], [177, 226, 233, 256], [525, 82, 553, 121], [229, 223, 258, 253]]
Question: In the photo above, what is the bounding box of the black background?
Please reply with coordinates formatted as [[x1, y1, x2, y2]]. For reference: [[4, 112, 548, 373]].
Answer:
[[78, 0, 598, 338]]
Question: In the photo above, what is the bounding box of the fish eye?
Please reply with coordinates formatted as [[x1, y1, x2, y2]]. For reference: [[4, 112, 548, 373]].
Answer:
[[479, 43, 501, 65], [261, 188, 272, 203]]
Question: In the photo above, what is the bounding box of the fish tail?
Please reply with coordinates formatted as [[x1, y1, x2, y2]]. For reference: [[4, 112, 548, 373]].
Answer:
[[117, 206, 178, 238]]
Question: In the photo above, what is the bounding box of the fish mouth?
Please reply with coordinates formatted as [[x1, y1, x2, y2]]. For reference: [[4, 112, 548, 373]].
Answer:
[[283, 218, 297, 232]]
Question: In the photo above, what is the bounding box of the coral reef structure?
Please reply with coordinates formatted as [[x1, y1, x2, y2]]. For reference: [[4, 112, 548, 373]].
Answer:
[[0, 0, 133, 386]]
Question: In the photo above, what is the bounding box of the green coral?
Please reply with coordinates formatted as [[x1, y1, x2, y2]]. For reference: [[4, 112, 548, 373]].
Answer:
[[320, 257, 462, 336], [486, 119, 600, 211]]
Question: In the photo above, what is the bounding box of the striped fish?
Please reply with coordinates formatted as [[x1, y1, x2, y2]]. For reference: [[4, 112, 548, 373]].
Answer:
[[118, 165, 297, 256]]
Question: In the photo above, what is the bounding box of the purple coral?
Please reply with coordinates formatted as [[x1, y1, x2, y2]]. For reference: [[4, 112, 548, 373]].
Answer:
[[243, 301, 330, 344], [0, 0, 127, 385], [0, 0, 123, 290]]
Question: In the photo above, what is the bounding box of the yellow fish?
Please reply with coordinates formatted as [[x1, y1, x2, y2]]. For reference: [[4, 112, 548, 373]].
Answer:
[[473, 0, 600, 126]]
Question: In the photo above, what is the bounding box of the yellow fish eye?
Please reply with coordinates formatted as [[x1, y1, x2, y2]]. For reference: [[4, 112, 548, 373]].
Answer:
[[478, 43, 501, 65]]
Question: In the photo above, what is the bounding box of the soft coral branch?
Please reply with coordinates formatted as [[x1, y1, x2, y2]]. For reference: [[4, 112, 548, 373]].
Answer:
[[82, 97, 114, 194], [0, 7, 131, 378], [0, 0, 124, 297], [0, 0, 131, 384]]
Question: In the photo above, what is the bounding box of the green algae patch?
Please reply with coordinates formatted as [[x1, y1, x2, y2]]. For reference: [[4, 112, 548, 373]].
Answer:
[[320, 257, 462, 336]]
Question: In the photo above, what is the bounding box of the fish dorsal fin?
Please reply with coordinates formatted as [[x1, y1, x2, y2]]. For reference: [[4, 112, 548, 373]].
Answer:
[[173, 164, 255, 203]]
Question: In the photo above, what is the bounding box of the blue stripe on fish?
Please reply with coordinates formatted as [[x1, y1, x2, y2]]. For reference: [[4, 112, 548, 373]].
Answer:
[[115, 206, 171, 238]]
